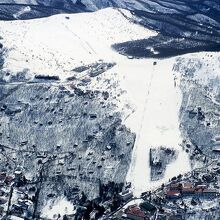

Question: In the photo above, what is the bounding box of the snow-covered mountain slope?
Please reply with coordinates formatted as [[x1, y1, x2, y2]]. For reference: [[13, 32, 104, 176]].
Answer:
[[0, 3, 220, 220], [126, 51, 220, 195], [0, 3, 219, 193], [0, 7, 197, 196], [1, 0, 219, 58], [0, 8, 156, 77]]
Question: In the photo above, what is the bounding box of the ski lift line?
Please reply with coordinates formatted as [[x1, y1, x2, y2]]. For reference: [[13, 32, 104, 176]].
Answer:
[[136, 65, 155, 143], [179, 93, 191, 122], [128, 63, 155, 176], [61, 21, 97, 55]]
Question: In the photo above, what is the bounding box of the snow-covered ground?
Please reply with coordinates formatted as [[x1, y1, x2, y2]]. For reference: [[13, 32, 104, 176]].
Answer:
[[41, 197, 75, 219], [0, 7, 193, 198], [0, 8, 156, 78], [123, 59, 191, 196]]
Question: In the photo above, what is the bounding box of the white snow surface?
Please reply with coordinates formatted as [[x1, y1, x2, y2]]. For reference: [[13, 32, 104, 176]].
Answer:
[[41, 197, 75, 219], [0, 8, 156, 78], [0, 8, 194, 197], [123, 58, 191, 196]]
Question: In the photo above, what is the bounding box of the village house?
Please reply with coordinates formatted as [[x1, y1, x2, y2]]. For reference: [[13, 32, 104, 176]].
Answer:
[[195, 184, 207, 190], [169, 183, 181, 191], [125, 205, 149, 220], [5, 176, 14, 185], [212, 147, 220, 153], [119, 189, 133, 202], [90, 210, 98, 219], [0, 172, 6, 184], [166, 190, 181, 199], [165, 182, 218, 199], [182, 183, 194, 195], [140, 201, 156, 212], [195, 189, 217, 198], [214, 136, 220, 142]]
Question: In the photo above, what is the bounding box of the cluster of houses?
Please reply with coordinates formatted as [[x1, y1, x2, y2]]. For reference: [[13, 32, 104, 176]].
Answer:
[[0, 170, 35, 219], [122, 201, 157, 220], [110, 187, 157, 220], [165, 182, 218, 199]]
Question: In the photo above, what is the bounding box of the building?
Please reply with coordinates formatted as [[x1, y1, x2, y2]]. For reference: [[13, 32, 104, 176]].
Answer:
[[0, 172, 6, 183], [125, 205, 149, 220], [8, 216, 24, 220], [195, 184, 207, 190], [119, 190, 133, 202], [182, 183, 193, 189], [166, 181, 217, 199], [168, 214, 183, 220], [166, 190, 181, 199], [14, 171, 23, 186], [90, 210, 98, 219], [140, 202, 156, 212], [182, 183, 195, 195], [0, 197, 7, 205], [114, 210, 125, 219], [214, 136, 220, 141], [169, 183, 181, 191], [202, 189, 217, 197], [5, 176, 14, 185], [212, 146, 220, 153], [182, 188, 195, 195], [156, 213, 167, 220]]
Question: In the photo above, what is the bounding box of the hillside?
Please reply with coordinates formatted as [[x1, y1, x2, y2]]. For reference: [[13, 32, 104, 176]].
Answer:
[[0, 3, 220, 220]]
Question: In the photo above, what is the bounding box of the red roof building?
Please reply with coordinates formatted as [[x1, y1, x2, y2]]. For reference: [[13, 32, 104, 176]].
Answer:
[[125, 205, 149, 220], [195, 189, 217, 198], [5, 176, 14, 185], [181, 182, 195, 195], [195, 184, 207, 190], [182, 183, 193, 189], [182, 188, 195, 194], [166, 190, 181, 199], [169, 183, 181, 191]]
